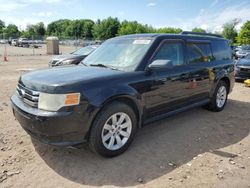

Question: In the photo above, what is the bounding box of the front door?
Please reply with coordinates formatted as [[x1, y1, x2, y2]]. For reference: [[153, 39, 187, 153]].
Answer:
[[144, 39, 192, 118]]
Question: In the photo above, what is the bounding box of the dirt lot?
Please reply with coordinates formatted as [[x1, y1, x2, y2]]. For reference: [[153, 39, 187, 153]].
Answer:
[[0, 46, 250, 188]]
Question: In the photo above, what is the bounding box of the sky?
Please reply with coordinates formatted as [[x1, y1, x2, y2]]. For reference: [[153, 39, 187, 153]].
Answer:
[[0, 0, 250, 32]]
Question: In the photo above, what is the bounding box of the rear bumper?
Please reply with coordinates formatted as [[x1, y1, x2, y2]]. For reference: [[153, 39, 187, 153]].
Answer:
[[11, 94, 89, 146]]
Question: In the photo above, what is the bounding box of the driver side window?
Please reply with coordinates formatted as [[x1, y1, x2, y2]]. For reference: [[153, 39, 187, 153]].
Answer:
[[152, 42, 184, 66]]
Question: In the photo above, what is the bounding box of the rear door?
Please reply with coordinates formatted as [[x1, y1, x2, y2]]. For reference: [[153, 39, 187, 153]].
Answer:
[[185, 40, 212, 101]]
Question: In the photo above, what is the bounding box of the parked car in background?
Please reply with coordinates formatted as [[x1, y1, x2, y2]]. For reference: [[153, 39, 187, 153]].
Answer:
[[235, 46, 242, 52], [235, 54, 250, 81], [236, 45, 250, 59], [231, 45, 237, 59], [11, 39, 18, 46], [49, 45, 99, 67], [18, 38, 29, 47], [34, 40, 45, 45], [0, 39, 7, 44], [11, 32, 234, 157]]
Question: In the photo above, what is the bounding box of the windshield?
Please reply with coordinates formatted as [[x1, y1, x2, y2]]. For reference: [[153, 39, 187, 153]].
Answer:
[[72, 46, 97, 56], [244, 54, 250, 59], [242, 46, 250, 51], [81, 38, 152, 71]]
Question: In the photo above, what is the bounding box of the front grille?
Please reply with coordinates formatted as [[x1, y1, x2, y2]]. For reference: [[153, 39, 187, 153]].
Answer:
[[16, 83, 40, 107], [240, 67, 250, 73]]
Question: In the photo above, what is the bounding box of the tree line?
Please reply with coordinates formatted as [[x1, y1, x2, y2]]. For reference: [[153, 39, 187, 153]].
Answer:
[[0, 17, 250, 44]]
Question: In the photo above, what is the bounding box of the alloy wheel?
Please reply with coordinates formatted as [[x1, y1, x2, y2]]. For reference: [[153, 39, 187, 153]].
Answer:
[[101, 112, 132, 150], [216, 85, 227, 108]]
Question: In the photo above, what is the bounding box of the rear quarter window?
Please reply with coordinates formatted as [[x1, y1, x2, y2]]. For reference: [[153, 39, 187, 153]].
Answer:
[[211, 40, 231, 60]]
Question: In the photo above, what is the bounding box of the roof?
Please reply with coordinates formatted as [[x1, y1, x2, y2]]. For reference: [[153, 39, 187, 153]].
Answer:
[[115, 32, 226, 41]]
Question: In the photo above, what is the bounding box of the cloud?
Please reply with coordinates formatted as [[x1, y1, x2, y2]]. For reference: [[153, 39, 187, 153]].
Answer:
[[147, 2, 156, 7], [172, 2, 250, 32], [0, 1, 28, 12], [0, 0, 60, 28], [118, 11, 125, 16], [211, 0, 219, 7], [2, 16, 49, 30], [35, 11, 54, 17], [0, 0, 61, 12], [24, 0, 61, 3]]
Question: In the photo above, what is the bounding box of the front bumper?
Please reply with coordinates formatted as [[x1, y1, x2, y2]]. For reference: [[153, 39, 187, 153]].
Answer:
[[11, 94, 88, 146], [235, 69, 250, 80]]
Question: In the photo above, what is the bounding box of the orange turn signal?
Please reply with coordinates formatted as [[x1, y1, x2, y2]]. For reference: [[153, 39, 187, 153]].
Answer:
[[65, 93, 80, 105]]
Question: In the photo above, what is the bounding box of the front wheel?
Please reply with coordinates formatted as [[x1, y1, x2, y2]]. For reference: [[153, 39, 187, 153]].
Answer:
[[89, 102, 137, 157], [207, 80, 228, 112]]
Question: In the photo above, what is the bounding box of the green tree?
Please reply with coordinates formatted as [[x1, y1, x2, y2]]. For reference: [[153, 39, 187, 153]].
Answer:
[[47, 19, 71, 38], [192, 27, 206, 33], [0, 19, 5, 34], [21, 24, 36, 38], [34, 22, 46, 36], [5, 24, 20, 38], [83, 20, 94, 38], [92, 17, 120, 40], [237, 21, 250, 45], [65, 20, 83, 38], [222, 19, 239, 43], [118, 21, 155, 35], [65, 19, 92, 38], [47, 19, 94, 39], [157, 27, 182, 34]]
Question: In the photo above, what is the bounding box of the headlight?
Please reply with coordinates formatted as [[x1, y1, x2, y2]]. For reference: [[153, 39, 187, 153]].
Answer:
[[61, 59, 77, 65], [38, 93, 80, 111]]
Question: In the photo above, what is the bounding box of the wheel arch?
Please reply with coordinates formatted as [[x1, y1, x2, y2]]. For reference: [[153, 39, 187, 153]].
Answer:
[[210, 75, 231, 98], [85, 94, 143, 141], [220, 76, 231, 92]]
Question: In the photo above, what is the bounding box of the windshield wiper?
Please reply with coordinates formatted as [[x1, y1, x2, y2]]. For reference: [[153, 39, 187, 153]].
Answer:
[[89, 63, 118, 70], [80, 62, 88, 66]]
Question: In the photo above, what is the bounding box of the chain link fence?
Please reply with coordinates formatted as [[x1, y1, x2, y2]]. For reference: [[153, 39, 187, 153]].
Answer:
[[0, 35, 99, 57]]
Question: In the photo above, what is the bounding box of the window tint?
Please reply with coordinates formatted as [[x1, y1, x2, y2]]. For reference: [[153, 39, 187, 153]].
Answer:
[[211, 40, 231, 60], [152, 42, 184, 66], [187, 43, 212, 63]]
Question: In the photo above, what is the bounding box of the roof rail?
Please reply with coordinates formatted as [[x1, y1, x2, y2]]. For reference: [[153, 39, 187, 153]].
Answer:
[[181, 31, 223, 38]]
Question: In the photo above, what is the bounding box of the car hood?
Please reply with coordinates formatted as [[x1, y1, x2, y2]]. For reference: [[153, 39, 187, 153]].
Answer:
[[20, 65, 122, 93], [237, 59, 250, 67]]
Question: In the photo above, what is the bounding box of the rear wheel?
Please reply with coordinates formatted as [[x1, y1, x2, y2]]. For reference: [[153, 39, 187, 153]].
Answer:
[[207, 80, 228, 112], [89, 102, 137, 157]]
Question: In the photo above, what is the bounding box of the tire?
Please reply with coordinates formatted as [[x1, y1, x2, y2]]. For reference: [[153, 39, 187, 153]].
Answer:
[[89, 102, 137, 157], [207, 80, 228, 112]]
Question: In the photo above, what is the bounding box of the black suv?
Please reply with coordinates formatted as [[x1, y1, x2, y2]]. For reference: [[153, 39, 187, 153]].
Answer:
[[11, 32, 234, 157]]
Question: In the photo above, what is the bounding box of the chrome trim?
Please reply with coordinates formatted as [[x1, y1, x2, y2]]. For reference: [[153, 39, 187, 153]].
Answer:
[[16, 83, 40, 107]]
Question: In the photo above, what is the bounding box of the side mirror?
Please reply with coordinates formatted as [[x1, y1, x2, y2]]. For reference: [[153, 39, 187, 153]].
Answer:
[[148, 59, 173, 69]]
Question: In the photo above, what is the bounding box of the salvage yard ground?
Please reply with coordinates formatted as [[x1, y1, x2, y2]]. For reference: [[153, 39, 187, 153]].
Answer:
[[0, 45, 250, 188]]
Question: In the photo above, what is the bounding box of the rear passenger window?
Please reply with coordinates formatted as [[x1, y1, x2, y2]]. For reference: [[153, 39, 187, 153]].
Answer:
[[152, 42, 184, 66], [187, 43, 212, 63], [212, 40, 231, 60]]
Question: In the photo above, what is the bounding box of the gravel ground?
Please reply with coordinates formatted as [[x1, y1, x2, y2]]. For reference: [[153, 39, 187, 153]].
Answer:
[[0, 48, 250, 188]]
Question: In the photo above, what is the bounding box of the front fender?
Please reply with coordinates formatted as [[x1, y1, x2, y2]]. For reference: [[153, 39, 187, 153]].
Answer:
[[87, 84, 142, 109], [82, 84, 143, 140]]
